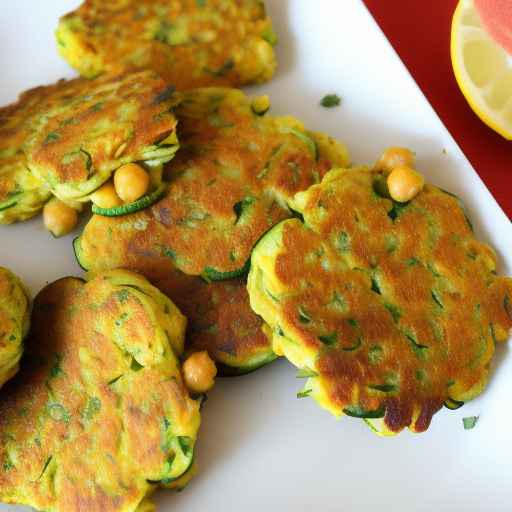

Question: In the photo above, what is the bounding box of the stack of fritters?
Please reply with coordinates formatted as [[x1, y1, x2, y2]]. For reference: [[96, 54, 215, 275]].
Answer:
[[0, 70, 180, 224], [75, 87, 350, 373]]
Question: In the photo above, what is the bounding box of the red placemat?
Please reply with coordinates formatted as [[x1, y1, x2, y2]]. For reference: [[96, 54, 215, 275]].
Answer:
[[363, 0, 511, 218]]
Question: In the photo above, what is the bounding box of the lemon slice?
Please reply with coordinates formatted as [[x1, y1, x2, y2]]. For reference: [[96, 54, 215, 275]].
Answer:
[[451, 0, 512, 139]]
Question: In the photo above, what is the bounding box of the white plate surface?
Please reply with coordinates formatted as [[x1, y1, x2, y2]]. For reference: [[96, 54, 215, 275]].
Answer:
[[1, 1, 512, 511]]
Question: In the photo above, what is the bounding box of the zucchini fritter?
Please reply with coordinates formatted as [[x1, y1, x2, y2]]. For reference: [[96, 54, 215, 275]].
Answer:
[[0, 267, 29, 388], [0, 270, 200, 511], [56, 0, 277, 90], [248, 167, 512, 434], [25, 70, 180, 202]]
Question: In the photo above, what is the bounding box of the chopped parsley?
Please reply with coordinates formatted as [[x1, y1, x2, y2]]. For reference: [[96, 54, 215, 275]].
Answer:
[[463, 416, 479, 430], [320, 94, 341, 108], [297, 389, 312, 399]]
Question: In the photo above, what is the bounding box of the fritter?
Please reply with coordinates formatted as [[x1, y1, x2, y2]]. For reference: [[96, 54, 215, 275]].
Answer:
[[75, 88, 350, 278], [56, 0, 277, 90], [155, 270, 275, 375], [0, 269, 200, 511], [248, 167, 512, 435], [0, 83, 59, 224], [0, 267, 29, 388], [25, 70, 180, 202]]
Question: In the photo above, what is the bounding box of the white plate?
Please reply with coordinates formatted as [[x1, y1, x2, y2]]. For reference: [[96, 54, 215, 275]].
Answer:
[[1, 1, 512, 511]]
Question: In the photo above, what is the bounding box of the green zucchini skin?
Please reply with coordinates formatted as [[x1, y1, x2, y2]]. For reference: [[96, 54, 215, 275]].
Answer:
[[201, 258, 250, 282], [216, 352, 278, 377], [343, 405, 386, 419], [444, 398, 464, 410], [73, 236, 89, 271], [251, 104, 270, 116], [92, 184, 166, 217], [0, 196, 19, 212]]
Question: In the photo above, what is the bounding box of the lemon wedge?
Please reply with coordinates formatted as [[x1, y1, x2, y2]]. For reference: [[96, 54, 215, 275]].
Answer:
[[451, 0, 512, 139]]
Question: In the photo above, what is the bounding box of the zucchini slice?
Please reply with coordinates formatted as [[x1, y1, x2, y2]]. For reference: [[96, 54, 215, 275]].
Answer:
[[73, 236, 88, 271], [92, 184, 166, 217], [343, 404, 386, 419], [201, 259, 250, 282], [444, 398, 464, 410], [216, 352, 278, 377], [0, 193, 22, 212]]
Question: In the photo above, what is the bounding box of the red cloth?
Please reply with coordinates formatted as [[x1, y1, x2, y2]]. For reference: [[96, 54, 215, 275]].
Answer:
[[363, 0, 511, 218]]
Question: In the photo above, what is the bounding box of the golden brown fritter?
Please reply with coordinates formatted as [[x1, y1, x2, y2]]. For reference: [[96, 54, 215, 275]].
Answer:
[[0, 80, 77, 223], [248, 167, 512, 435], [0, 267, 29, 388], [155, 271, 275, 374], [25, 70, 180, 202], [0, 270, 200, 511], [56, 0, 277, 90]]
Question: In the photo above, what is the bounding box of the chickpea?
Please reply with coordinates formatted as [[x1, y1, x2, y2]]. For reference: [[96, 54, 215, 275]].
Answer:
[[251, 95, 271, 115], [114, 163, 150, 203], [90, 181, 122, 209], [377, 147, 415, 173], [387, 165, 425, 203], [182, 351, 217, 394], [43, 198, 79, 237]]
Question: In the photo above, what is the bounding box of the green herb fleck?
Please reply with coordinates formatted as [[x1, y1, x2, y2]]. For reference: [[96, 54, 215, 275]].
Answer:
[[298, 306, 312, 324], [388, 201, 409, 221], [368, 383, 397, 393], [431, 290, 444, 309], [384, 303, 401, 322], [83, 397, 101, 420], [233, 196, 256, 223], [43, 132, 60, 144], [37, 456, 53, 480], [178, 436, 193, 457], [368, 345, 383, 364], [196, 0, 206, 6], [504, 295, 512, 321], [47, 403, 71, 423], [261, 27, 278, 46], [115, 312, 129, 327], [49, 354, 63, 379], [371, 276, 382, 295], [320, 94, 341, 108], [205, 59, 234, 77], [297, 389, 312, 399], [131, 358, 144, 371], [116, 289, 130, 304], [89, 102, 104, 112], [161, 246, 177, 261], [463, 416, 479, 430], [335, 231, 351, 252], [154, 85, 176, 104], [3, 458, 14, 471], [318, 332, 337, 346]]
